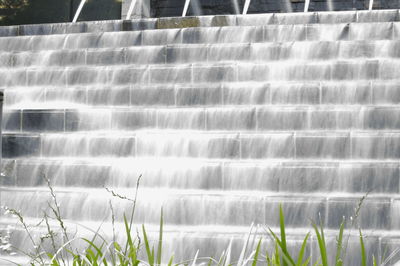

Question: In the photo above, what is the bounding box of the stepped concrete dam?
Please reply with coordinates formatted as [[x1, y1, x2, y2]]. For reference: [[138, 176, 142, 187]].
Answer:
[[2, 7, 400, 265]]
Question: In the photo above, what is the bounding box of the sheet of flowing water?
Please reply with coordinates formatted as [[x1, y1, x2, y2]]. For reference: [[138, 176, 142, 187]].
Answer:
[[1, 10, 400, 264]]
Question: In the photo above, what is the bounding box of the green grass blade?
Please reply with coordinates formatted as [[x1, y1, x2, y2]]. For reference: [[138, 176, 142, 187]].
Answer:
[[373, 255, 377, 266], [274, 242, 281, 266], [82, 238, 108, 266], [296, 233, 310, 266], [279, 205, 289, 266], [301, 257, 311, 266], [114, 242, 126, 265], [312, 223, 328, 266], [251, 239, 262, 266], [217, 251, 226, 266], [360, 229, 367, 266], [335, 219, 345, 266], [269, 228, 283, 247], [281, 252, 296, 266], [157, 208, 164, 265], [124, 214, 134, 249], [168, 255, 174, 266], [142, 224, 155, 266]]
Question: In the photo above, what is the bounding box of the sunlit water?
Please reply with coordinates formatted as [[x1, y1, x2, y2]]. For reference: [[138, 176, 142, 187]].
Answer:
[[1, 9, 400, 264]]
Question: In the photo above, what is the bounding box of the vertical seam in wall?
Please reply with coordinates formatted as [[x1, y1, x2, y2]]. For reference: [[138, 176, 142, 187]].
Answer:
[[349, 131, 353, 160], [19, 111, 23, 132], [134, 133, 137, 158], [239, 133, 242, 160], [174, 84, 177, 107], [147, 65, 150, 84], [66, 67, 70, 87], [293, 132, 297, 160], [44, 87, 47, 103], [369, 80, 373, 105], [221, 161, 225, 190], [234, 63, 238, 83], [129, 85, 132, 107], [319, 81, 322, 104], [392, 21, 395, 40], [324, 197, 329, 233], [63, 109, 66, 132], [164, 45, 167, 64], [40, 133, 43, 158], [190, 63, 194, 84], [398, 164, 400, 197], [85, 86, 88, 105], [123, 47, 127, 65], [206, 44, 210, 63], [255, 106, 258, 131], [204, 108, 207, 130], [220, 84, 224, 106], [155, 107, 159, 129], [377, 232, 382, 264], [305, 24, 308, 40]]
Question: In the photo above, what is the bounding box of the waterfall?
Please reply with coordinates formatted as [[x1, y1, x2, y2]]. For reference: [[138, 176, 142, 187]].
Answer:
[[1, 9, 400, 265]]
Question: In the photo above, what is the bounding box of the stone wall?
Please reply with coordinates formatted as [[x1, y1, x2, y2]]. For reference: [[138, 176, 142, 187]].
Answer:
[[147, 0, 400, 18], [0, 0, 121, 26]]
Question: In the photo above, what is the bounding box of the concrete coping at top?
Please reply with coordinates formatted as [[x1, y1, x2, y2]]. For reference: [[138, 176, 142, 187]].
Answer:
[[0, 9, 399, 38]]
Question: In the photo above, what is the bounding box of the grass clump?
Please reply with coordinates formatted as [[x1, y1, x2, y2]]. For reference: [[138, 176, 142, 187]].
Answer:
[[0, 178, 390, 266]]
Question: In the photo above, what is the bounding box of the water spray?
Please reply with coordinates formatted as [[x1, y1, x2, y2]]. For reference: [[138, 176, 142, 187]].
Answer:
[[72, 0, 86, 23], [243, 0, 251, 15], [231, 0, 240, 14], [182, 0, 191, 17], [304, 0, 310, 12], [126, 0, 138, 20]]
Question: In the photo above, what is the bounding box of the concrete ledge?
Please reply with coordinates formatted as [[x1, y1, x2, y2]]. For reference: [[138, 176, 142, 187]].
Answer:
[[0, 9, 400, 38]]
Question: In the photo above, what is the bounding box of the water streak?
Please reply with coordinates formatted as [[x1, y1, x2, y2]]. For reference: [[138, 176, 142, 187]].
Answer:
[[327, 0, 334, 11], [182, 0, 191, 17], [231, 0, 240, 14], [73, 0, 87, 23], [126, 0, 138, 19], [190, 0, 203, 16], [242, 0, 251, 15]]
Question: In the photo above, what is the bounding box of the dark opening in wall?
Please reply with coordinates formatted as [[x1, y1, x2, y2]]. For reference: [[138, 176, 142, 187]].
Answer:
[[0, 0, 400, 26], [150, 0, 400, 18], [0, 0, 121, 26]]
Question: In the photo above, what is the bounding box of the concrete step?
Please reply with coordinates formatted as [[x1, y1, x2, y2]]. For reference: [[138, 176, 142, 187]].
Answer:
[[2, 158, 399, 194], [3, 59, 400, 87], [2, 40, 400, 67], [4, 106, 400, 133], [0, 10, 399, 38], [1, 220, 397, 265], [0, 22, 400, 53], [4, 81, 400, 109], [0, 186, 394, 229], [3, 131, 400, 159]]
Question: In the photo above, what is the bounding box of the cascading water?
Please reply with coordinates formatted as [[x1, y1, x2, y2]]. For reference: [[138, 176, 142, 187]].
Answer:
[[231, 0, 240, 14], [283, 0, 293, 13], [1, 8, 400, 265], [327, 0, 334, 11]]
